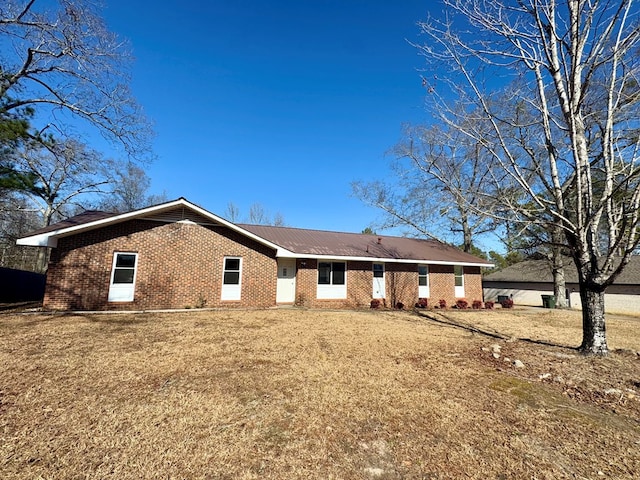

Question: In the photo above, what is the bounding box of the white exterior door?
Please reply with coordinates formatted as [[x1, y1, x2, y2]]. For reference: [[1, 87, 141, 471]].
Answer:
[[221, 257, 242, 301], [108, 252, 137, 302], [418, 265, 429, 298], [454, 265, 465, 298], [276, 258, 296, 303], [373, 263, 385, 299]]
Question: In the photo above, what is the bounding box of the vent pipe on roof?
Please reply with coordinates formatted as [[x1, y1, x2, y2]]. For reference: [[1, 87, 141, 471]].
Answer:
[[377, 237, 382, 244]]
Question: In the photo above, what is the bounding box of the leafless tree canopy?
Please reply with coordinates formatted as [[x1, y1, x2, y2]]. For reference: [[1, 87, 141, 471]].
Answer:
[[97, 163, 168, 214], [353, 120, 499, 253], [0, 0, 152, 158], [225, 201, 286, 226]]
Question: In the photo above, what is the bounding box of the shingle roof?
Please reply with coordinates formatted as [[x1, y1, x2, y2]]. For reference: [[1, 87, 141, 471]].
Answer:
[[239, 224, 492, 265], [484, 257, 640, 285]]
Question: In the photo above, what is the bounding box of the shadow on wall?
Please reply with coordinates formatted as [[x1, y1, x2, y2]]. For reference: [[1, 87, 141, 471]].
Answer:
[[43, 249, 192, 311], [44, 255, 109, 311], [0, 267, 46, 302]]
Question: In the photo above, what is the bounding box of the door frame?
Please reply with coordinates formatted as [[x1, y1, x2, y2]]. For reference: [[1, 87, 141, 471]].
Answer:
[[372, 262, 385, 299], [276, 258, 297, 303]]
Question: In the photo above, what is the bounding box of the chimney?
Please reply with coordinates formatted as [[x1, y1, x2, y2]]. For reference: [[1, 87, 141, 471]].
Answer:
[[377, 237, 382, 244]]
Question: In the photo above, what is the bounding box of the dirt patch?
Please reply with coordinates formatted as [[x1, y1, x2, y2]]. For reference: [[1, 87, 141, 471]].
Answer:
[[0, 308, 638, 479]]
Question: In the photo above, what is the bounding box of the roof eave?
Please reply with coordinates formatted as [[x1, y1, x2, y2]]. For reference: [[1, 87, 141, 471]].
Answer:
[[17, 198, 190, 246], [16, 198, 284, 253], [277, 252, 493, 267], [16, 234, 59, 247]]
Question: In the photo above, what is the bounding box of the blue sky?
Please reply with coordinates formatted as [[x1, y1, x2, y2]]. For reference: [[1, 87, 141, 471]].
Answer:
[[102, 0, 438, 233]]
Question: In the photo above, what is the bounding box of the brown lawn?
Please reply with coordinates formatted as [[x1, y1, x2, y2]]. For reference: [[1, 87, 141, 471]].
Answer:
[[0, 307, 638, 479]]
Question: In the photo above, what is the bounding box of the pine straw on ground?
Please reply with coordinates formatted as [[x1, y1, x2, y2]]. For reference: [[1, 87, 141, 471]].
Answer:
[[0, 307, 638, 479]]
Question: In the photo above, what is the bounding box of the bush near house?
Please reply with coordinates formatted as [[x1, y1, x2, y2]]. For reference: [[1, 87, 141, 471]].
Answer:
[[455, 299, 469, 309], [415, 298, 428, 309], [501, 298, 514, 309]]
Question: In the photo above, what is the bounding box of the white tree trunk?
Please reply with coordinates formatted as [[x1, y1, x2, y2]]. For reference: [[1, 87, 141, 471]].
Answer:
[[579, 286, 608, 355]]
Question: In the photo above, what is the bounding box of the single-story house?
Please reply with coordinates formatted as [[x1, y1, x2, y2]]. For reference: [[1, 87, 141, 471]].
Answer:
[[17, 198, 492, 311], [483, 257, 640, 315]]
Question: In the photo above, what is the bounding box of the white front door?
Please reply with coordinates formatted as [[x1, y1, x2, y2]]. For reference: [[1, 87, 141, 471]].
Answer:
[[454, 265, 465, 298], [276, 259, 297, 303], [373, 263, 385, 299]]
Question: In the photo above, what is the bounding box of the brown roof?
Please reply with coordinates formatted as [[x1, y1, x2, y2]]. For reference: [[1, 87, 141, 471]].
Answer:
[[484, 257, 640, 285], [18, 198, 491, 266], [24, 211, 117, 236], [239, 224, 492, 264]]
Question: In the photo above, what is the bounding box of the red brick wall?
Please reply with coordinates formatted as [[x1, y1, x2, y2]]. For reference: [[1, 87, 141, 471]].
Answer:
[[428, 265, 484, 307], [429, 264, 455, 304], [43, 220, 485, 311], [462, 266, 483, 302], [292, 260, 484, 309], [44, 220, 277, 310]]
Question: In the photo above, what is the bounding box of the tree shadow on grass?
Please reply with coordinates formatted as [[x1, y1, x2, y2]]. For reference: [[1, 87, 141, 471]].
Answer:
[[415, 310, 578, 351]]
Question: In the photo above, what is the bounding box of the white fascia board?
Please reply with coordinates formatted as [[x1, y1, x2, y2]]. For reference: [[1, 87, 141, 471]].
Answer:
[[276, 252, 493, 268], [16, 234, 59, 247], [16, 198, 189, 247], [16, 198, 287, 254]]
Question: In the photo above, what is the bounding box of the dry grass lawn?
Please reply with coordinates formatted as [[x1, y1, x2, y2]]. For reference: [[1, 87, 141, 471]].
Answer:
[[1, 306, 638, 479]]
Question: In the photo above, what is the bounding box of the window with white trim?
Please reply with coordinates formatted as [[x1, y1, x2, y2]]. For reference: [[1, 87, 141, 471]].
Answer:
[[108, 252, 138, 302], [373, 263, 384, 278], [454, 265, 464, 287], [221, 257, 242, 301], [318, 262, 345, 285], [418, 265, 429, 298], [317, 261, 347, 299]]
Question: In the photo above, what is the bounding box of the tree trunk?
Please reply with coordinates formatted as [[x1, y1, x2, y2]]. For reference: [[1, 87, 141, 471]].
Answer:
[[551, 227, 567, 308], [552, 264, 567, 308], [461, 211, 472, 253], [35, 247, 50, 273], [578, 286, 608, 355]]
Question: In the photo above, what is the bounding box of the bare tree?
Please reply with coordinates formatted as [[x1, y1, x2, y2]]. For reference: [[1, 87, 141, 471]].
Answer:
[[417, 0, 640, 354], [13, 136, 109, 227], [248, 203, 269, 225], [8, 134, 110, 271], [0, 192, 40, 270], [225, 201, 286, 226], [97, 163, 167, 213], [0, 0, 152, 158], [225, 202, 241, 222], [353, 122, 497, 252]]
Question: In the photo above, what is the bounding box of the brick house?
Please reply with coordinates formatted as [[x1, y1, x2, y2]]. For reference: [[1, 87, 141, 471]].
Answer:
[[18, 198, 492, 311]]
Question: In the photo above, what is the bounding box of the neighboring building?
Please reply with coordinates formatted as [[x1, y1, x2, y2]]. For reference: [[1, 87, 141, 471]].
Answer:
[[17, 198, 492, 311], [483, 258, 640, 315]]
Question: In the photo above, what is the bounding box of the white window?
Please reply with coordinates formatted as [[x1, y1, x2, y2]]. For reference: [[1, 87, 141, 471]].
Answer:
[[108, 252, 138, 302], [454, 265, 465, 297], [317, 261, 347, 299], [418, 265, 429, 298], [221, 257, 242, 301]]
